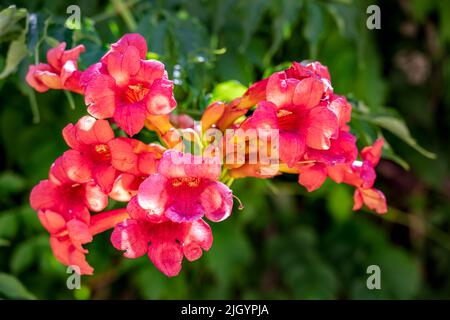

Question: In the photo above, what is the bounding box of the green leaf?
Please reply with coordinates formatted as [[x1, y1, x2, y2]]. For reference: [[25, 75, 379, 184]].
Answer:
[[410, 0, 436, 23], [268, 226, 338, 299], [239, 0, 271, 52], [265, 0, 303, 63], [206, 222, 254, 289], [367, 114, 436, 159], [326, 184, 353, 223], [0, 6, 27, 41], [209, 80, 247, 103], [325, 2, 358, 40], [10, 240, 36, 274], [303, 1, 324, 58], [212, 0, 237, 35], [0, 238, 10, 247], [380, 137, 410, 170], [0, 34, 28, 79], [0, 171, 27, 194], [133, 267, 188, 299], [0, 211, 19, 239], [74, 286, 91, 300], [0, 273, 36, 299]]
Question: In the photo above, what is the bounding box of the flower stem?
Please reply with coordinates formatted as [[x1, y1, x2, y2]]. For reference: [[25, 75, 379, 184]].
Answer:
[[226, 177, 235, 187], [89, 208, 129, 236], [27, 87, 40, 123], [64, 90, 76, 110], [111, 0, 138, 31]]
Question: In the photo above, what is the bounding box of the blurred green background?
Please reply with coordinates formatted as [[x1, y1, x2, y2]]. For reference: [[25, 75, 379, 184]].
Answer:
[[0, 0, 449, 299]]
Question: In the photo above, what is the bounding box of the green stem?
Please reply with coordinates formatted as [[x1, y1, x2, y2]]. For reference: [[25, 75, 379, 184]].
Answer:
[[226, 178, 235, 187], [111, 0, 138, 31], [27, 87, 40, 123], [92, 0, 139, 23], [381, 207, 450, 252], [64, 90, 76, 110]]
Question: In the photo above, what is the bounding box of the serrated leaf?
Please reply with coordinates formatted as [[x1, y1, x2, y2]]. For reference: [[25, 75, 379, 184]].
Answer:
[[0, 273, 36, 299]]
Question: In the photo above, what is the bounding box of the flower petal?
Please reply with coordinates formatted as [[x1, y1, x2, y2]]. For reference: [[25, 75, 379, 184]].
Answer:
[[62, 123, 81, 150], [82, 64, 117, 119], [240, 101, 279, 132], [134, 59, 166, 86], [137, 174, 168, 216], [109, 173, 140, 202], [106, 46, 141, 85], [106, 33, 148, 60], [148, 241, 183, 277], [84, 182, 108, 212], [164, 182, 206, 223], [279, 131, 305, 167], [298, 164, 327, 192], [292, 77, 324, 109], [183, 219, 213, 261], [108, 138, 139, 172], [306, 106, 339, 150], [49, 237, 94, 275], [353, 188, 387, 214], [111, 219, 149, 258], [38, 210, 66, 234], [307, 131, 358, 165], [46, 43, 67, 70], [144, 78, 177, 115], [60, 150, 92, 183], [35, 70, 62, 89], [93, 163, 117, 193], [327, 95, 352, 130], [25, 64, 53, 92], [113, 102, 147, 136], [30, 180, 59, 211], [158, 150, 221, 180], [201, 181, 233, 222], [239, 78, 268, 109], [127, 196, 165, 223], [60, 61, 83, 94], [66, 219, 93, 250], [266, 71, 298, 108], [76, 116, 115, 145], [361, 138, 384, 167]]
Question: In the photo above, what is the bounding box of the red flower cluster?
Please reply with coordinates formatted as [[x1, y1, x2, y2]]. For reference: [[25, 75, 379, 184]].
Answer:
[[224, 62, 387, 213], [28, 34, 387, 277]]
